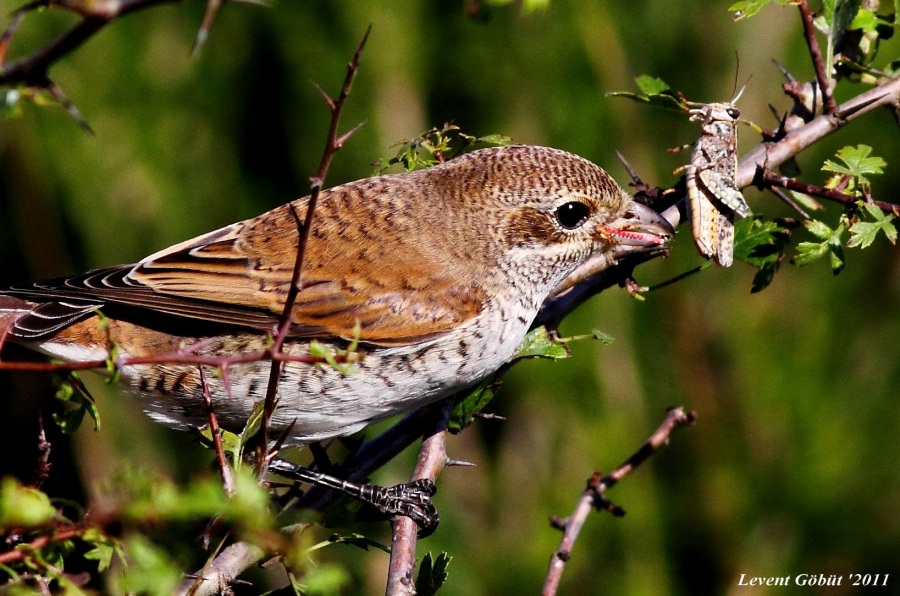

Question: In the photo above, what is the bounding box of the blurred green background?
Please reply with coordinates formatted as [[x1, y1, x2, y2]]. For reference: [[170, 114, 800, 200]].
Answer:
[[1, 1, 898, 594]]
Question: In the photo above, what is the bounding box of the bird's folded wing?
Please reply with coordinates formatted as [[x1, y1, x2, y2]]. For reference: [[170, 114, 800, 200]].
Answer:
[[9, 204, 484, 345]]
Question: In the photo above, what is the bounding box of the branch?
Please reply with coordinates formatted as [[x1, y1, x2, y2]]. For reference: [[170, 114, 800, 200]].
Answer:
[[541, 407, 697, 596], [736, 76, 900, 189], [760, 169, 899, 214], [797, 0, 838, 115], [257, 26, 369, 464], [177, 541, 266, 596], [385, 399, 453, 596], [0, 0, 181, 86]]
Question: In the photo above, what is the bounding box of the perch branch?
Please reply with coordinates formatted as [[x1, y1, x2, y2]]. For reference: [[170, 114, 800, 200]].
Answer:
[[541, 407, 697, 596]]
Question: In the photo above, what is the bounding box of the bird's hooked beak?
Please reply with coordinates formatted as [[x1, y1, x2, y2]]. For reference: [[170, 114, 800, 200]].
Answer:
[[600, 200, 675, 256], [549, 201, 674, 299]]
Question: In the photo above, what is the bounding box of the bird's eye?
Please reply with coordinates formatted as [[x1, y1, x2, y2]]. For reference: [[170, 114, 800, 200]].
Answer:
[[727, 107, 740, 119], [555, 201, 591, 230]]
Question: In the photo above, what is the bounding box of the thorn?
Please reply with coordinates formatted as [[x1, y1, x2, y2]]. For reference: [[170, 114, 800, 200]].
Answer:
[[549, 515, 568, 531], [46, 80, 93, 134], [312, 82, 337, 112], [771, 58, 796, 83], [444, 458, 477, 468], [615, 150, 643, 187], [334, 120, 366, 149], [192, 0, 223, 57], [473, 412, 506, 421]]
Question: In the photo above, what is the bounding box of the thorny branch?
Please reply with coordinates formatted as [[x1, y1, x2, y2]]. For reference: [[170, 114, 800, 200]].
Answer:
[[0, 0, 262, 127], [257, 25, 370, 470], [797, 0, 838, 116], [541, 407, 697, 596]]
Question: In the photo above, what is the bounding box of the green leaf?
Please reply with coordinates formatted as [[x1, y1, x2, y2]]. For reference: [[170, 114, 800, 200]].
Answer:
[[52, 373, 100, 434], [592, 329, 615, 345], [734, 218, 791, 292], [299, 564, 352, 596], [635, 75, 670, 95], [416, 552, 452, 596], [0, 477, 57, 528], [118, 536, 182, 596], [793, 241, 830, 266], [449, 378, 498, 433], [805, 219, 837, 241], [793, 219, 846, 273], [606, 76, 687, 111], [848, 203, 898, 248], [830, 0, 862, 39], [822, 145, 886, 190], [729, 0, 789, 20], [512, 326, 570, 360]]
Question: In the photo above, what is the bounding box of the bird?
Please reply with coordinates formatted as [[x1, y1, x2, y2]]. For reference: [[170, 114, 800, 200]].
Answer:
[[0, 145, 673, 446]]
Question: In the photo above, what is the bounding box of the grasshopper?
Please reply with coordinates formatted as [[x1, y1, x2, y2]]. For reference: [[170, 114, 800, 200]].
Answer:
[[680, 93, 752, 267]]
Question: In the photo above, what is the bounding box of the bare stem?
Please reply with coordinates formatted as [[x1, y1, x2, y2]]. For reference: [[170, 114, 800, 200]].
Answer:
[[797, 0, 838, 116], [258, 25, 370, 467], [542, 407, 697, 596], [386, 399, 453, 596]]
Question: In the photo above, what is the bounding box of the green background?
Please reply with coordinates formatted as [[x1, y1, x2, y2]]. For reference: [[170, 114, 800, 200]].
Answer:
[[1, 1, 898, 593]]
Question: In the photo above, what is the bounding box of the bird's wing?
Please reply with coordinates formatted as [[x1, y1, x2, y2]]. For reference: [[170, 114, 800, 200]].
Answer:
[[9, 190, 486, 345]]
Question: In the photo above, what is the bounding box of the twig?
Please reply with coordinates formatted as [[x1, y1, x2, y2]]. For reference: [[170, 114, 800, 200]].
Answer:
[[796, 0, 838, 116], [199, 367, 235, 496], [29, 416, 52, 489], [735, 76, 900, 188], [385, 399, 453, 596], [177, 540, 266, 596], [541, 407, 697, 596], [0, 0, 181, 86], [257, 25, 369, 468], [760, 168, 898, 214]]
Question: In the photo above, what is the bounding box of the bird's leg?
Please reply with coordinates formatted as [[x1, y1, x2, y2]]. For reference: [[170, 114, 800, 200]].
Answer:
[[268, 459, 440, 537]]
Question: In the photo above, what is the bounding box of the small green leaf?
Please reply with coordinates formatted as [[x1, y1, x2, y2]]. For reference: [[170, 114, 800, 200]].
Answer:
[[301, 563, 352, 596], [592, 329, 615, 345], [635, 75, 670, 95], [793, 241, 830, 266], [475, 133, 512, 146], [734, 218, 791, 292], [416, 551, 452, 596], [805, 218, 837, 241], [0, 477, 57, 528], [822, 145, 886, 190], [512, 326, 570, 360], [729, 0, 783, 20], [449, 378, 497, 433], [606, 76, 687, 111], [848, 203, 898, 248]]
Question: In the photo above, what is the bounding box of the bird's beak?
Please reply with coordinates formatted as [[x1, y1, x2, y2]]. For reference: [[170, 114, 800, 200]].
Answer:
[[549, 202, 674, 299], [601, 201, 675, 257]]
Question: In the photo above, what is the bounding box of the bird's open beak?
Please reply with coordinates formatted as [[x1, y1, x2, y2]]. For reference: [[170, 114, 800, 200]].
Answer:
[[601, 201, 675, 255], [549, 202, 674, 299]]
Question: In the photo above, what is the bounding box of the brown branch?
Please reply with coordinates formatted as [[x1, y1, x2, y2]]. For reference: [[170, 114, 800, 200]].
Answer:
[[0, 524, 84, 565], [542, 407, 697, 596], [737, 77, 900, 188], [385, 399, 453, 596], [0, 0, 181, 86], [199, 367, 235, 496], [29, 416, 52, 489], [760, 169, 899, 214], [257, 25, 370, 467], [797, 0, 838, 116]]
